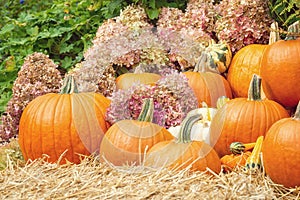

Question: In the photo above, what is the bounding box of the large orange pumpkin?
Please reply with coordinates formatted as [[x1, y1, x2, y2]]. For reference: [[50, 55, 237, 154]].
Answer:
[[99, 99, 174, 166], [116, 72, 161, 90], [262, 101, 300, 188], [260, 22, 300, 107], [18, 76, 111, 164], [209, 74, 289, 157], [227, 44, 267, 98], [145, 112, 221, 173], [183, 71, 232, 108], [226, 23, 280, 98]]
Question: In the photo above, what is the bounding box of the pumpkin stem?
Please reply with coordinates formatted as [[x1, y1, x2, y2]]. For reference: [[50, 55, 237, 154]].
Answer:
[[60, 75, 79, 94], [178, 113, 203, 143], [247, 74, 262, 101], [269, 22, 281, 44], [137, 98, 154, 122], [285, 20, 300, 40], [293, 101, 300, 120]]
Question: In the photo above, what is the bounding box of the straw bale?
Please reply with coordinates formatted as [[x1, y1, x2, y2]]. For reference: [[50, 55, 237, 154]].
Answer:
[[0, 154, 299, 200]]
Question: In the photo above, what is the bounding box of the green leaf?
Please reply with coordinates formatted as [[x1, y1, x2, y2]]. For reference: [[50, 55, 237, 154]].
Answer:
[[0, 24, 15, 35], [26, 26, 39, 36], [59, 43, 75, 54], [149, 0, 156, 8], [146, 8, 160, 19], [61, 56, 74, 69]]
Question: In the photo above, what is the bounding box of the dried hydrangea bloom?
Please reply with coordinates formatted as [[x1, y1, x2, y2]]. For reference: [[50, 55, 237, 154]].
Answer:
[[156, 70, 198, 115], [185, 0, 216, 36], [157, 5, 213, 70], [106, 84, 183, 128], [0, 52, 62, 142], [157, 28, 206, 70], [81, 4, 168, 86], [106, 70, 198, 128], [116, 4, 151, 29], [69, 62, 116, 97], [215, 0, 273, 53]]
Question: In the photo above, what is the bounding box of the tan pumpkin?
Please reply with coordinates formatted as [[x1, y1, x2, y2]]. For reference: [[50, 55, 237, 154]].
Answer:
[[116, 72, 161, 90]]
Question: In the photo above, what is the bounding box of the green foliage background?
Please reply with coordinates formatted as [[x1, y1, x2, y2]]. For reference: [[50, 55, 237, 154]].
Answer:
[[0, 0, 299, 116]]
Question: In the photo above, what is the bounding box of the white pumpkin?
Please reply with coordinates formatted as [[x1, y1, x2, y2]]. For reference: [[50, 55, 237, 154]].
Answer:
[[168, 107, 217, 145]]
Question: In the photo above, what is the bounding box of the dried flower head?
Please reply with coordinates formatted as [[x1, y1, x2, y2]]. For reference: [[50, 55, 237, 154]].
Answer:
[[0, 52, 62, 142], [106, 70, 198, 128], [116, 4, 151, 30], [69, 61, 117, 97], [157, 4, 214, 70], [215, 0, 273, 53]]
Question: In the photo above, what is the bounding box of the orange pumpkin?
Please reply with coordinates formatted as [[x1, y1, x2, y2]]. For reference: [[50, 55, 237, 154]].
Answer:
[[183, 71, 232, 108], [226, 23, 280, 98], [99, 99, 174, 166], [260, 22, 300, 107], [210, 74, 289, 157], [262, 101, 300, 188], [227, 44, 267, 98], [145, 112, 221, 173], [116, 72, 161, 90], [18, 76, 111, 164]]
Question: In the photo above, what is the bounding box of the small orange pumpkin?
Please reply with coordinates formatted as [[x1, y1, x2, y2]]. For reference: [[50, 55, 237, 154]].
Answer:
[[210, 74, 289, 157], [99, 98, 174, 166], [262, 100, 300, 188], [183, 71, 232, 108], [18, 76, 111, 164], [145, 112, 221, 173]]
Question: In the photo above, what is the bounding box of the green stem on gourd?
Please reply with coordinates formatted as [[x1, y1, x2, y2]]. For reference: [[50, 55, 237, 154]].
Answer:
[[178, 113, 203, 143], [293, 101, 300, 120], [60, 75, 79, 94], [247, 74, 262, 101], [137, 98, 154, 122]]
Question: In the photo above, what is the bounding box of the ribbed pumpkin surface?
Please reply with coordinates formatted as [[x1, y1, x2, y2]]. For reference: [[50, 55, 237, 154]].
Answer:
[[227, 44, 267, 98], [145, 140, 221, 173], [99, 120, 174, 166], [262, 113, 300, 188], [261, 39, 300, 107], [19, 92, 110, 164], [209, 98, 289, 157], [183, 71, 232, 108]]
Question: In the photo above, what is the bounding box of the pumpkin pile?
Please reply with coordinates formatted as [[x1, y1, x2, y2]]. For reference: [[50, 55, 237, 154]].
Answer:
[[1, 2, 300, 195]]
